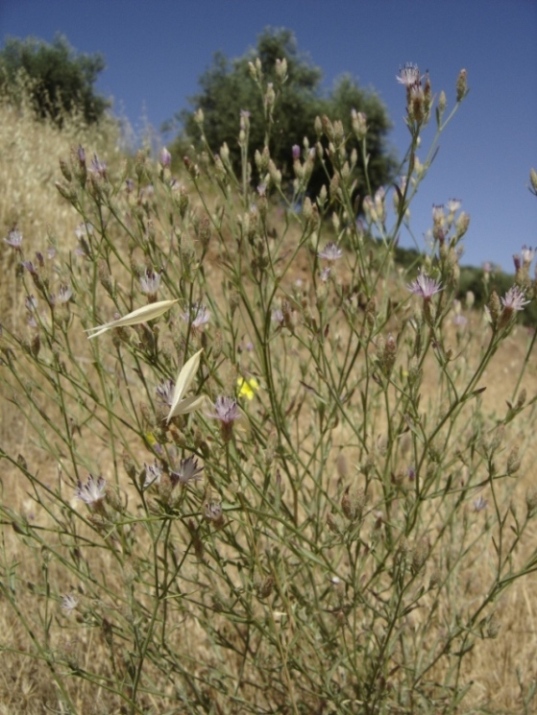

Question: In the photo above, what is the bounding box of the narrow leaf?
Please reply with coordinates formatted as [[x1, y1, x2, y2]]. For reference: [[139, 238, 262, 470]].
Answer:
[[86, 300, 178, 339], [167, 349, 203, 422]]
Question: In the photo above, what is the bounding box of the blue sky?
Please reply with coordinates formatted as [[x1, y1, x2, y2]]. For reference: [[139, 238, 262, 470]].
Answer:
[[2, 0, 536, 271]]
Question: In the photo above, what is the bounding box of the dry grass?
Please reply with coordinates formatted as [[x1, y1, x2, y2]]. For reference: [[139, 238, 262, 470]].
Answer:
[[2, 96, 537, 714]]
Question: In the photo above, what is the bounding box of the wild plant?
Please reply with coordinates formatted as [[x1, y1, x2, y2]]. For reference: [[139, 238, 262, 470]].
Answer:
[[1, 62, 537, 714]]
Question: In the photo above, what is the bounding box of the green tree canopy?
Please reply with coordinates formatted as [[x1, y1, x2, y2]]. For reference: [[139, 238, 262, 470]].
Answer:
[[175, 28, 395, 204], [0, 34, 109, 125]]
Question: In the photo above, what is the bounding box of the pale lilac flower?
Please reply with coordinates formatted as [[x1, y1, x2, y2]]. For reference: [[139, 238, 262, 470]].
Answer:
[[257, 183, 267, 197], [75, 474, 106, 506], [319, 267, 331, 282], [61, 594, 79, 615], [204, 500, 224, 526], [57, 285, 73, 304], [75, 222, 94, 241], [4, 229, 22, 250], [407, 272, 442, 300], [156, 379, 175, 407], [272, 308, 285, 326], [452, 313, 468, 327], [482, 261, 492, 274], [50, 285, 73, 307], [169, 455, 203, 486], [182, 303, 210, 330], [292, 144, 301, 161], [90, 154, 107, 178], [397, 63, 420, 87], [318, 242, 343, 262], [140, 268, 161, 298], [159, 147, 172, 168], [501, 286, 530, 312], [210, 396, 241, 425], [446, 198, 462, 213], [473, 495, 488, 512], [143, 461, 163, 488]]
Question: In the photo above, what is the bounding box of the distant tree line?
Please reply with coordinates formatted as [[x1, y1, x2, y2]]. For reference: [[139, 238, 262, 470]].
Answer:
[[0, 34, 109, 125]]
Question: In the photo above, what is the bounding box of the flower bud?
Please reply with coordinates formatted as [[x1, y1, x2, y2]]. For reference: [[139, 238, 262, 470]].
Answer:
[[275, 57, 287, 81], [456, 69, 468, 102], [351, 109, 367, 140], [530, 168, 537, 195]]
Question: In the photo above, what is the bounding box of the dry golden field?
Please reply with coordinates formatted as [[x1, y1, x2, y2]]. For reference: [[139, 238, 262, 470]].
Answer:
[[2, 95, 537, 715]]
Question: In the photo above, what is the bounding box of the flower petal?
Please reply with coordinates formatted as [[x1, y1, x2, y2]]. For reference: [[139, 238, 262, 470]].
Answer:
[[86, 299, 178, 339]]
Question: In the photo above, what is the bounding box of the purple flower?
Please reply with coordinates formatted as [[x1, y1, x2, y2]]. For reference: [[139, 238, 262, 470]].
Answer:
[[292, 144, 301, 161], [75, 474, 106, 506], [397, 63, 420, 87], [50, 285, 73, 307], [318, 242, 343, 262], [4, 229, 22, 250], [272, 308, 285, 326], [501, 286, 530, 313], [90, 154, 107, 178], [473, 495, 488, 512], [407, 272, 442, 300], [182, 303, 210, 330], [169, 455, 203, 486], [61, 594, 79, 615], [156, 379, 175, 407], [446, 198, 462, 213], [210, 396, 241, 425], [144, 461, 163, 488], [140, 268, 161, 298], [159, 147, 171, 168]]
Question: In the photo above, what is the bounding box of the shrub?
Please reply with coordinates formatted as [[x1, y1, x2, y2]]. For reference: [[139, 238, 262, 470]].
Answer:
[[2, 61, 537, 714]]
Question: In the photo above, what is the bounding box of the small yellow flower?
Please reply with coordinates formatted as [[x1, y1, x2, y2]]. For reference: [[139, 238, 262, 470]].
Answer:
[[237, 377, 259, 401], [144, 431, 158, 447]]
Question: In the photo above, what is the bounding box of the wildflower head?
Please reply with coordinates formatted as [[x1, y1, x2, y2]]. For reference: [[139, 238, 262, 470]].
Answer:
[[159, 147, 171, 168], [169, 455, 203, 487], [182, 303, 210, 331], [318, 242, 343, 262], [61, 594, 79, 615], [237, 376, 259, 401], [497, 285, 530, 329], [4, 229, 23, 250], [156, 379, 175, 407], [140, 268, 161, 302], [143, 461, 163, 489], [210, 396, 241, 441], [407, 271, 442, 301], [75, 474, 106, 509], [89, 154, 107, 180], [397, 63, 420, 88]]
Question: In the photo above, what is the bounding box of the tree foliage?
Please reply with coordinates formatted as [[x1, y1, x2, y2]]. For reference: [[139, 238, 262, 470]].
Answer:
[[176, 28, 395, 203], [0, 34, 109, 125]]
